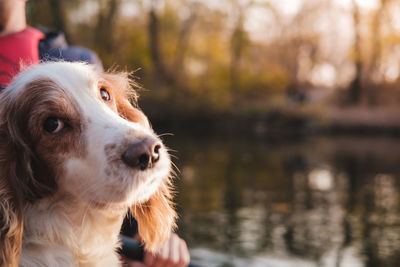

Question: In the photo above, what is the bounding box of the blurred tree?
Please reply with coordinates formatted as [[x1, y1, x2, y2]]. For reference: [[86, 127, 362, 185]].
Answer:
[[348, 0, 362, 104], [26, 0, 400, 113], [367, 0, 391, 105], [47, 0, 70, 41], [173, 3, 198, 72], [275, 0, 321, 103], [230, 0, 251, 99], [148, 0, 170, 90], [26, 0, 54, 29], [27, 0, 82, 43], [95, 0, 122, 62]]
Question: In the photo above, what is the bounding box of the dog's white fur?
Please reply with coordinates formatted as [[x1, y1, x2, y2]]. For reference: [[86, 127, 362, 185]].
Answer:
[[0, 62, 176, 266]]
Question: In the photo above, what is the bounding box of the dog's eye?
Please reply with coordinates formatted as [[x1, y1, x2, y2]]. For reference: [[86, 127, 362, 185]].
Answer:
[[43, 117, 64, 134], [100, 87, 111, 101]]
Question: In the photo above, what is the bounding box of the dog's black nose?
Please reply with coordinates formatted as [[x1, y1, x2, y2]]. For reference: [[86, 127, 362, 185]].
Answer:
[[121, 138, 162, 170]]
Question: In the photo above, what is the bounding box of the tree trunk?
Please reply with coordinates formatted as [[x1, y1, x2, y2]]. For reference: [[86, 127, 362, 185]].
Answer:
[[348, 0, 363, 104], [230, 14, 245, 100], [147, 1, 178, 90], [148, 5, 165, 85], [95, 0, 121, 53], [174, 11, 197, 72], [48, 0, 70, 42], [368, 0, 386, 105]]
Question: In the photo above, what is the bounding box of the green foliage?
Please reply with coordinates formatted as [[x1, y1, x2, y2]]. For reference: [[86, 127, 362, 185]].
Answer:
[[26, 0, 53, 28], [25, 0, 302, 114], [27, 0, 400, 113], [239, 67, 290, 98]]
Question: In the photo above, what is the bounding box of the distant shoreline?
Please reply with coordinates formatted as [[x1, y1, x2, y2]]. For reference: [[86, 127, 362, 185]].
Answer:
[[144, 104, 400, 138]]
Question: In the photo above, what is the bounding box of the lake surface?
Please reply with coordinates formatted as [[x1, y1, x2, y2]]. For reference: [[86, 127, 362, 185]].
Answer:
[[165, 135, 400, 267]]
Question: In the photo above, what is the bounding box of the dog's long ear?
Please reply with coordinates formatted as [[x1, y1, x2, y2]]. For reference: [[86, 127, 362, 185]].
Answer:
[[0, 105, 25, 266], [104, 72, 177, 251], [0, 161, 24, 267], [102, 72, 150, 128], [131, 181, 177, 252], [0, 80, 58, 266]]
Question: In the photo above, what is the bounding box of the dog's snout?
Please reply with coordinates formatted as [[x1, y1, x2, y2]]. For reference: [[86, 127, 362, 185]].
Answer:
[[121, 138, 162, 170]]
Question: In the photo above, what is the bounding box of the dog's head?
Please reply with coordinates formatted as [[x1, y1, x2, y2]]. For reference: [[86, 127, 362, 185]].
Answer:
[[0, 62, 176, 265]]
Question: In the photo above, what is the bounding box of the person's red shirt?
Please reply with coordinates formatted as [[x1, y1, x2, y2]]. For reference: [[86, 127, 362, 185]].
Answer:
[[0, 27, 44, 87]]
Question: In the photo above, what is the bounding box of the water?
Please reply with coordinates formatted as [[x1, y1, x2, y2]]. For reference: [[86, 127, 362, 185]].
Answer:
[[165, 135, 400, 267]]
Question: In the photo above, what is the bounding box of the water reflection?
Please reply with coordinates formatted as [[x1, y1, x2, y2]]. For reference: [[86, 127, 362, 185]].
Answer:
[[166, 136, 400, 267]]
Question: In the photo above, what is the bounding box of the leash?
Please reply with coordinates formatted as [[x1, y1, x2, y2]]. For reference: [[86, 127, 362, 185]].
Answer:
[[119, 235, 200, 267]]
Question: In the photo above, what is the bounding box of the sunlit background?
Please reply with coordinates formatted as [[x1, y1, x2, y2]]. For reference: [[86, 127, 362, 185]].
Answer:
[[27, 0, 400, 266]]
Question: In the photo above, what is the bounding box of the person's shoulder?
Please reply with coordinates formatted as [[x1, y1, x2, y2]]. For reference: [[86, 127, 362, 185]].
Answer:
[[38, 28, 103, 72], [0, 27, 44, 43], [24, 27, 45, 39]]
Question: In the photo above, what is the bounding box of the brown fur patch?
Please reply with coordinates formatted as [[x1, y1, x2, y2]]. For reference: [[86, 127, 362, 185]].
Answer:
[[0, 78, 87, 265], [13, 79, 87, 200], [132, 182, 177, 252], [0, 177, 23, 266], [100, 73, 150, 128]]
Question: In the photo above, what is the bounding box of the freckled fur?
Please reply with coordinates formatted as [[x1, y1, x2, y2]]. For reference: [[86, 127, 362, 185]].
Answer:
[[0, 62, 177, 266]]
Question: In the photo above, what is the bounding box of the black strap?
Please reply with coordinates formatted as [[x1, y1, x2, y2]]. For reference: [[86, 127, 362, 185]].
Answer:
[[119, 235, 201, 267], [118, 235, 144, 261]]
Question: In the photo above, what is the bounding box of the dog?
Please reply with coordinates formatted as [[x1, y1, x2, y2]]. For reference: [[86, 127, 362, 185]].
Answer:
[[0, 62, 176, 266]]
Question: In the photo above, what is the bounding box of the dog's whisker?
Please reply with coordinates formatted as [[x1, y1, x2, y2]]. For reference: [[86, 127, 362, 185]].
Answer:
[[166, 148, 178, 153], [170, 161, 181, 174], [169, 154, 179, 160], [157, 133, 174, 138], [169, 168, 178, 178]]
